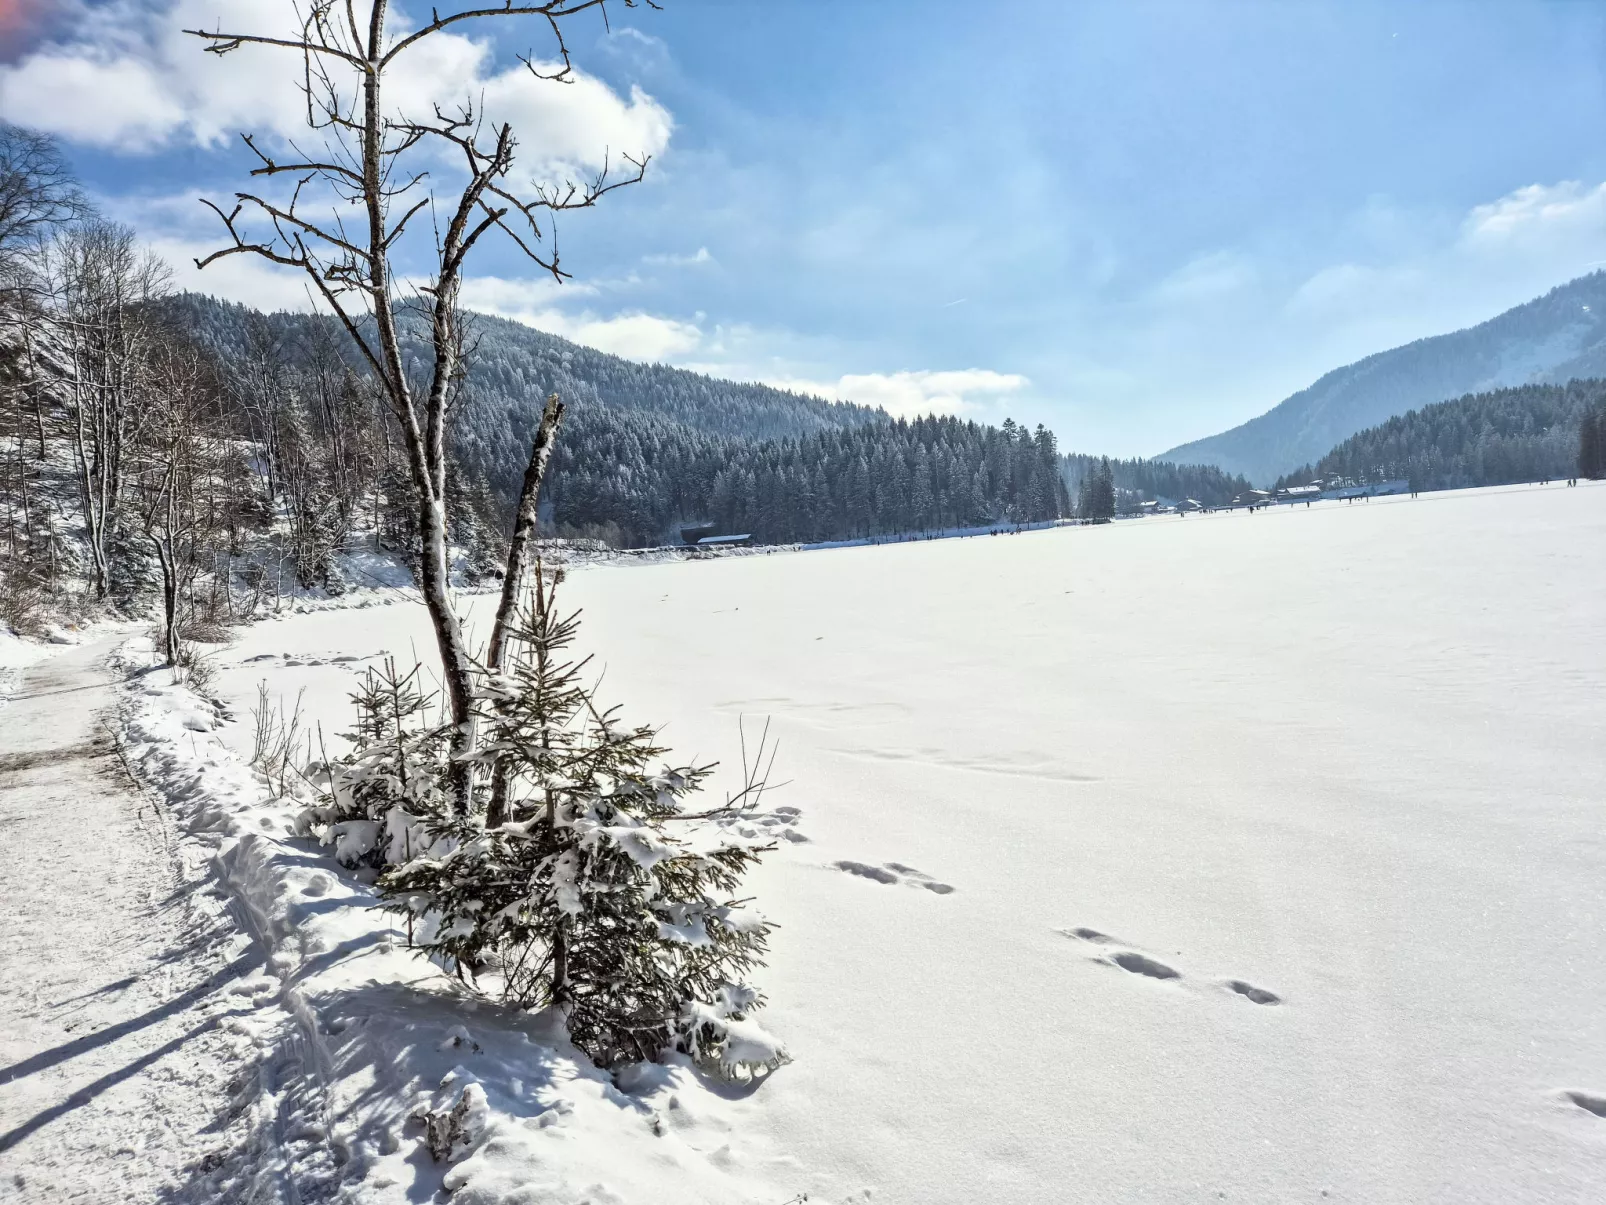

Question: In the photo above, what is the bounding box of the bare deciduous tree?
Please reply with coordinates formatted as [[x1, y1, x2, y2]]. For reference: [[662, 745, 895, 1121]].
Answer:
[[133, 338, 221, 665], [44, 223, 171, 600], [189, 0, 656, 812], [0, 126, 93, 628], [0, 123, 90, 279]]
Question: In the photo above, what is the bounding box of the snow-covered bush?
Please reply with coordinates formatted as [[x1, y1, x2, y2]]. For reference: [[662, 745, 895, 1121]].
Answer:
[[380, 568, 785, 1073], [297, 659, 449, 870]]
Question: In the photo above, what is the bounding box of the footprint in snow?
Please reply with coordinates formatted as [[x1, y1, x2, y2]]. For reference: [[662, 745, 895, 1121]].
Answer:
[[1224, 979, 1281, 1005], [1060, 926, 1279, 1001], [726, 805, 809, 844], [833, 860, 955, 894], [1059, 926, 1152, 966], [242, 651, 383, 668], [1063, 926, 1117, 944], [1566, 1091, 1606, 1119], [1109, 951, 1181, 980]]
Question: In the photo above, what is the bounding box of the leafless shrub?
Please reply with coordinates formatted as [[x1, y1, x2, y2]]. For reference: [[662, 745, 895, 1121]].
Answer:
[[0, 569, 46, 636], [174, 639, 217, 693], [179, 618, 233, 645], [249, 681, 306, 797]]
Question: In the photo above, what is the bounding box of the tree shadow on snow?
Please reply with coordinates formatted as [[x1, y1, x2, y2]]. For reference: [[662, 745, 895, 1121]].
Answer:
[[151, 966, 790, 1204]]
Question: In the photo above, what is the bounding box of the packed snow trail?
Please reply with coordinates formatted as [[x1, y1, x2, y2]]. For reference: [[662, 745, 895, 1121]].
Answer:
[[0, 638, 274, 1204]]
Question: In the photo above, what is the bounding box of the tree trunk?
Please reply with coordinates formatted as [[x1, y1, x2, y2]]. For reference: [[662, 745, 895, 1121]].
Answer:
[[485, 394, 564, 828], [415, 490, 477, 813], [152, 534, 178, 666]]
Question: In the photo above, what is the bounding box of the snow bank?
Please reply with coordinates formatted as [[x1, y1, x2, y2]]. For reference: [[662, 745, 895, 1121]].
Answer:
[[114, 640, 811, 1204]]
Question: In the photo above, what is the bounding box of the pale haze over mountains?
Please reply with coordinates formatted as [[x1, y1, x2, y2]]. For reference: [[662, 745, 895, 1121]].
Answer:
[[1159, 271, 1606, 484]]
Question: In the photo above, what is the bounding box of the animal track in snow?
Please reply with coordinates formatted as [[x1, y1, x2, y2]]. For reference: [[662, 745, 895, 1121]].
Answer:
[[1061, 926, 1280, 1002], [1566, 1091, 1606, 1118], [839, 746, 1099, 784], [725, 805, 808, 844], [241, 650, 385, 669], [833, 860, 954, 894], [714, 696, 909, 728], [1224, 979, 1281, 1005], [1060, 926, 1177, 981], [1062, 926, 1117, 945], [1109, 951, 1181, 980]]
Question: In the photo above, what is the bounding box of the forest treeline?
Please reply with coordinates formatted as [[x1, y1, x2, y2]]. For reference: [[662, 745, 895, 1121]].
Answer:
[[1272, 380, 1606, 493], [1062, 452, 1248, 511], [168, 294, 1072, 545], [172, 294, 1249, 544]]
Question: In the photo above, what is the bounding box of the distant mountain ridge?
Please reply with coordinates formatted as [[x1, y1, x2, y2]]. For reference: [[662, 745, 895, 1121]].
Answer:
[[1157, 271, 1606, 484]]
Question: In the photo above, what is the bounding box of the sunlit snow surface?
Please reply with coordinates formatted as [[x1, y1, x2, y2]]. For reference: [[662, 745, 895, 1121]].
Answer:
[[192, 482, 1606, 1203]]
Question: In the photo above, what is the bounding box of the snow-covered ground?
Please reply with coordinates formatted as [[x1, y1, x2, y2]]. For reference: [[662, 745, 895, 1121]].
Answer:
[[0, 636, 282, 1204], [5, 480, 1604, 1202]]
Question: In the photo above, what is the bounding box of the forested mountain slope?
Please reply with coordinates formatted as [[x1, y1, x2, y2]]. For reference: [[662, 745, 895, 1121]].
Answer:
[[165, 294, 879, 444], [162, 295, 1240, 545], [1159, 271, 1606, 484], [1272, 379, 1604, 493], [165, 295, 1072, 544]]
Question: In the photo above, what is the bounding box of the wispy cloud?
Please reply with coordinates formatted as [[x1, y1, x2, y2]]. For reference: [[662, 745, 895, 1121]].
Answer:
[[1150, 250, 1256, 303], [759, 368, 1030, 419], [1287, 178, 1606, 323], [460, 276, 702, 361], [643, 247, 714, 268]]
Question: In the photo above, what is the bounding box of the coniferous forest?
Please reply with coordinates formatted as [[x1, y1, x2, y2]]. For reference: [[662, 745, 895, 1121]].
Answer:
[[1272, 380, 1606, 493], [165, 294, 1249, 547], [1579, 395, 1606, 480]]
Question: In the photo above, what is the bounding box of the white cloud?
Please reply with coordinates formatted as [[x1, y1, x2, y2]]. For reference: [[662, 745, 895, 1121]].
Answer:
[[148, 235, 324, 313], [459, 275, 702, 360], [0, 0, 671, 171], [96, 190, 324, 311], [762, 369, 1030, 419], [540, 311, 703, 361], [643, 247, 713, 268], [1286, 261, 1411, 313], [1151, 250, 1256, 303], [456, 275, 1029, 413], [1286, 179, 1606, 324], [1461, 180, 1606, 249]]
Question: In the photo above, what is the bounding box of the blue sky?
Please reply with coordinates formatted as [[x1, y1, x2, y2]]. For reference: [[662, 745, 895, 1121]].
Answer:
[[3, 0, 1605, 455]]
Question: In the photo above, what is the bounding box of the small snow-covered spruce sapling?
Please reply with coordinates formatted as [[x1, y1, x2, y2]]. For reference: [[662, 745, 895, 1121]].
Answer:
[[297, 658, 451, 871], [379, 566, 787, 1076]]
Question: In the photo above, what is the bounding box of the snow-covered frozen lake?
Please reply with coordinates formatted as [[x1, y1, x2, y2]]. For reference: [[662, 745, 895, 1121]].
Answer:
[[208, 482, 1606, 1203]]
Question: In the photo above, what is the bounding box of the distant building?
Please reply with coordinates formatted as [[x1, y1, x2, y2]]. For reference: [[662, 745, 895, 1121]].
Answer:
[[1320, 478, 1409, 500], [1227, 489, 1273, 509], [696, 533, 754, 548]]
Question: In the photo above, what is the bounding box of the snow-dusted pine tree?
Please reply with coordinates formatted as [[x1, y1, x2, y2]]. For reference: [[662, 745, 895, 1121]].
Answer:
[[379, 566, 784, 1074], [298, 659, 450, 871]]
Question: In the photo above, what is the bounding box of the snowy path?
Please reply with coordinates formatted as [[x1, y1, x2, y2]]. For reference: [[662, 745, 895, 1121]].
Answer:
[[0, 639, 271, 1204]]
